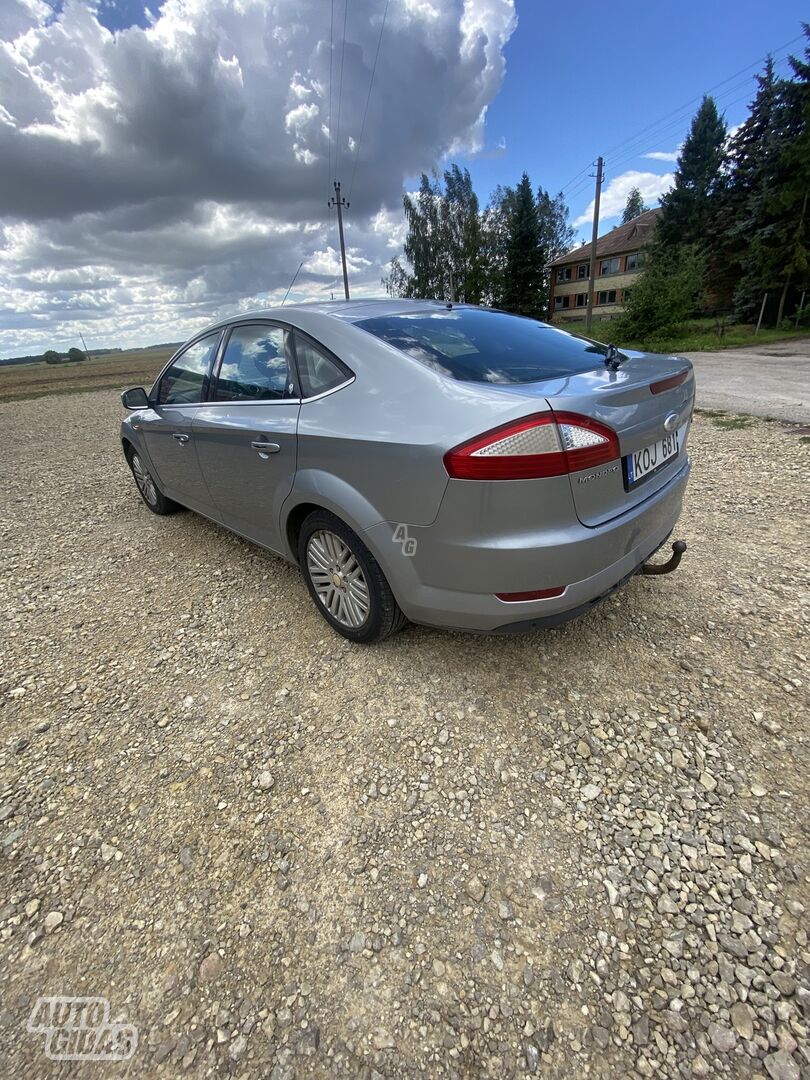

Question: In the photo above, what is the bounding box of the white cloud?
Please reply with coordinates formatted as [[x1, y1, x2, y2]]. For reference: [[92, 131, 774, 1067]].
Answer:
[[573, 169, 674, 229], [0, 0, 516, 355], [642, 150, 679, 162]]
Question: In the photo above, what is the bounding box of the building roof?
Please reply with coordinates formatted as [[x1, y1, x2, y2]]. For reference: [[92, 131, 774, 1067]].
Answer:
[[550, 207, 661, 267]]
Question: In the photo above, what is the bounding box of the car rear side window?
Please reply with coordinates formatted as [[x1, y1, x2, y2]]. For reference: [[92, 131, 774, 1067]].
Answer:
[[293, 332, 352, 398], [214, 324, 293, 402], [356, 308, 607, 384], [157, 333, 220, 405]]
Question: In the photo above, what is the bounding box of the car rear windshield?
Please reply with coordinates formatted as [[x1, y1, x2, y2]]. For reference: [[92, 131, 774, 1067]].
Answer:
[[356, 308, 607, 384]]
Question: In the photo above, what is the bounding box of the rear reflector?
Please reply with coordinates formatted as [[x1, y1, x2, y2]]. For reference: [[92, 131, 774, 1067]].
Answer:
[[444, 411, 620, 480], [495, 586, 566, 602], [650, 370, 689, 395]]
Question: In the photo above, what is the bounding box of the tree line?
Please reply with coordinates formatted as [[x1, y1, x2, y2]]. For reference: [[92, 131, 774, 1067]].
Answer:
[[384, 165, 575, 320], [385, 25, 809, 338]]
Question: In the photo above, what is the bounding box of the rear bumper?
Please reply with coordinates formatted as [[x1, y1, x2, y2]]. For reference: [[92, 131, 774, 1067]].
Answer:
[[364, 458, 690, 633]]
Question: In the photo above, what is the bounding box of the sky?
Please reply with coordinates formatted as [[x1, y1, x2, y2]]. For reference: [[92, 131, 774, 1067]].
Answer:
[[0, 0, 807, 357]]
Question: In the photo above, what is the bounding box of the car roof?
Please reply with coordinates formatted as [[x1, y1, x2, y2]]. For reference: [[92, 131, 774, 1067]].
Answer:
[[200, 297, 459, 334]]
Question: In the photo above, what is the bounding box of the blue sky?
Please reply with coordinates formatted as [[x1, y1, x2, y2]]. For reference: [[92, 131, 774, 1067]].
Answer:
[[461, 0, 809, 236]]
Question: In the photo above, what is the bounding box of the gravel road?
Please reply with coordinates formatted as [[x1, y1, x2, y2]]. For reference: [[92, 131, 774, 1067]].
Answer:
[[1, 391, 808, 1079], [685, 338, 810, 424]]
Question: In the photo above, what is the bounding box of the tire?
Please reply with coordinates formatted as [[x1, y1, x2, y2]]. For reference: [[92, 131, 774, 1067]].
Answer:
[[298, 510, 407, 644], [125, 445, 179, 516]]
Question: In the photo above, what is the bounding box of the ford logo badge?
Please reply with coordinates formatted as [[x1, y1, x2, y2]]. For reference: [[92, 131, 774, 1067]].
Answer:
[[663, 412, 679, 432]]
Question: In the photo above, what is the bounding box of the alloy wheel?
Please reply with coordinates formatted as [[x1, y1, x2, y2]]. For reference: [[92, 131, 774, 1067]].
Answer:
[[306, 529, 370, 628], [131, 453, 158, 507]]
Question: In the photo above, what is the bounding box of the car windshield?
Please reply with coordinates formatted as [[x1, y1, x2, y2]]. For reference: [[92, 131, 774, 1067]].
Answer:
[[356, 308, 608, 384]]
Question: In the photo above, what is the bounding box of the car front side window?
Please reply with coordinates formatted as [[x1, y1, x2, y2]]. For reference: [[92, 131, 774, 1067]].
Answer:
[[214, 324, 292, 402], [157, 333, 220, 405]]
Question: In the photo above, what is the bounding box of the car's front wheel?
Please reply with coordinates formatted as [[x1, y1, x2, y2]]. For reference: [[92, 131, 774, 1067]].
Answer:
[[298, 510, 407, 643], [125, 445, 179, 516]]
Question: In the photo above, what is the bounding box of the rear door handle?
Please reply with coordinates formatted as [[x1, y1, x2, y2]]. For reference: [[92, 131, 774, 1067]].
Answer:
[[251, 440, 281, 455], [172, 433, 189, 444]]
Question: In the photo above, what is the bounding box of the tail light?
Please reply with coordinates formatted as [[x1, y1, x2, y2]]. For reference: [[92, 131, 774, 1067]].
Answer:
[[650, 370, 689, 395], [444, 411, 620, 480]]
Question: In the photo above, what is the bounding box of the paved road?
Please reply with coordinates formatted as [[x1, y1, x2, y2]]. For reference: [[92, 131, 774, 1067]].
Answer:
[[684, 337, 810, 423]]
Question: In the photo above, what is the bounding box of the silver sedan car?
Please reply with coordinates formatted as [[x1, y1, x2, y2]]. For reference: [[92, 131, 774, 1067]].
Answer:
[[120, 299, 693, 642]]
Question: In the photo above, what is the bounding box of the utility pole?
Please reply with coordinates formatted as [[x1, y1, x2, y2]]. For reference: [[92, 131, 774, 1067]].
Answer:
[[79, 331, 90, 358], [585, 156, 604, 334], [328, 181, 350, 300]]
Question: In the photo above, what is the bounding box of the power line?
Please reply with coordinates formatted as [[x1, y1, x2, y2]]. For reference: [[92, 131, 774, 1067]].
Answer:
[[347, 0, 390, 202], [606, 54, 796, 175], [558, 163, 592, 197], [601, 32, 804, 163], [335, 0, 349, 179], [327, 0, 335, 191], [560, 32, 805, 201]]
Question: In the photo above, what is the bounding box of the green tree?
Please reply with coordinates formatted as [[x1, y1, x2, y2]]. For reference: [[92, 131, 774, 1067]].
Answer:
[[43, 350, 61, 365], [383, 167, 485, 303], [618, 244, 705, 340], [501, 173, 545, 318], [537, 188, 575, 315], [442, 164, 485, 303], [707, 58, 781, 311], [67, 347, 87, 362], [621, 187, 648, 223], [480, 183, 515, 306], [731, 28, 810, 323], [658, 96, 727, 248]]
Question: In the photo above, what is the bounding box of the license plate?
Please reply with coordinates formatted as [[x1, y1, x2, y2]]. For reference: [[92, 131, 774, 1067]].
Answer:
[[625, 424, 686, 488]]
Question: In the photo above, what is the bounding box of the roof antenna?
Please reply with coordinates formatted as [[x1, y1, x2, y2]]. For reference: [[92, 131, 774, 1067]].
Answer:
[[281, 260, 303, 306]]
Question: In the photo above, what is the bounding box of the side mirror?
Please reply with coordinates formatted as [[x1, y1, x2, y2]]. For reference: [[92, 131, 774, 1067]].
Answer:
[[121, 387, 149, 410]]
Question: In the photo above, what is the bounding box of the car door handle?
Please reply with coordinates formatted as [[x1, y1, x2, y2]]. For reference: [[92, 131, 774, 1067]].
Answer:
[[172, 433, 189, 444], [251, 440, 281, 455]]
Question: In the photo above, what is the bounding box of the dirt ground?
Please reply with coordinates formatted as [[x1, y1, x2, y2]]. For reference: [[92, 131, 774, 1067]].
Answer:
[[0, 391, 808, 1078], [0, 347, 174, 404]]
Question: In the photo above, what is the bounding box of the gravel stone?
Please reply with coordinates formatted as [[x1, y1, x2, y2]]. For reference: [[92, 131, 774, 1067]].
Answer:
[[0, 401, 807, 1078]]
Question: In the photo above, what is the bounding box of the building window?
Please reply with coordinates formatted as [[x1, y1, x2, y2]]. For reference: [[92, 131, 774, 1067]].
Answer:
[[625, 252, 644, 271], [596, 289, 617, 305], [554, 295, 570, 310], [556, 267, 572, 283], [600, 257, 620, 276], [575, 293, 588, 307], [577, 263, 589, 280], [623, 288, 632, 303]]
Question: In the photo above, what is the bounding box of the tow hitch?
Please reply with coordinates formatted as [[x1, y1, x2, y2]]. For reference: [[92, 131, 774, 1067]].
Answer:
[[641, 539, 687, 576]]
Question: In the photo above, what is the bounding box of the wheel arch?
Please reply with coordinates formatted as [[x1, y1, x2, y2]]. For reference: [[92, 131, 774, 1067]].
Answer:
[[282, 471, 389, 567]]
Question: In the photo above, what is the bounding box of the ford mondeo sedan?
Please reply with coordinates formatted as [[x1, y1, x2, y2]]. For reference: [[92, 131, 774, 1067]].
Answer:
[[120, 300, 693, 642]]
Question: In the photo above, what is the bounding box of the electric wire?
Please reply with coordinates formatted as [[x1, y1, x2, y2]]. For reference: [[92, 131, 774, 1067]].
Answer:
[[347, 0, 390, 203], [560, 33, 805, 201], [335, 0, 349, 181]]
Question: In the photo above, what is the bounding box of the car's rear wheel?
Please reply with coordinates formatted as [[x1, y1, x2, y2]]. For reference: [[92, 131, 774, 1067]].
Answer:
[[298, 510, 407, 643], [125, 446, 179, 515]]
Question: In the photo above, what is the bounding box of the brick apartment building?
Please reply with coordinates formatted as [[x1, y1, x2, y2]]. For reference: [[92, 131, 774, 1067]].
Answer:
[[548, 207, 660, 323]]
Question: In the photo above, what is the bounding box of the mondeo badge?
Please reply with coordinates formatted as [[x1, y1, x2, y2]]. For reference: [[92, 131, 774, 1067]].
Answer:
[[663, 412, 679, 432]]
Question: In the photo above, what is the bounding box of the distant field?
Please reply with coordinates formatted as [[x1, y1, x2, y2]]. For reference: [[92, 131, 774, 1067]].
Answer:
[[0, 345, 178, 403]]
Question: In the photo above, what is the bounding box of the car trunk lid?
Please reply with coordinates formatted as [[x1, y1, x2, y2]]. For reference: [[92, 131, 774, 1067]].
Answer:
[[538, 349, 694, 526]]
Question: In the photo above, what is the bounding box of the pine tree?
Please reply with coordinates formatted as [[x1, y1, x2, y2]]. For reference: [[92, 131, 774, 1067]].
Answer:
[[537, 189, 575, 317], [658, 96, 727, 248], [724, 30, 810, 322], [708, 58, 781, 311], [501, 173, 545, 318], [621, 187, 648, 223]]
